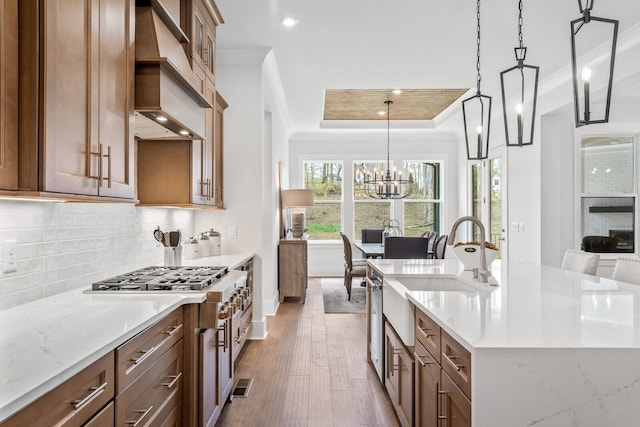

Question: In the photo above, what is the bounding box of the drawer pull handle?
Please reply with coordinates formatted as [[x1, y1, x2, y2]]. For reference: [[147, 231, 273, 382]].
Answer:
[[413, 352, 433, 367], [165, 324, 183, 336], [442, 352, 464, 372], [126, 405, 154, 426], [131, 346, 157, 365], [71, 382, 108, 409], [419, 327, 435, 338], [162, 372, 183, 389]]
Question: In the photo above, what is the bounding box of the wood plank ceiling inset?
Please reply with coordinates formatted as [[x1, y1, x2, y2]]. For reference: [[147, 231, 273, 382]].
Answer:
[[323, 89, 469, 121]]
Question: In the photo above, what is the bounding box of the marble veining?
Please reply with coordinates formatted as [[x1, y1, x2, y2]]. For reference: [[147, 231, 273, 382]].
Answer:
[[0, 252, 254, 422], [369, 258, 640, 426]]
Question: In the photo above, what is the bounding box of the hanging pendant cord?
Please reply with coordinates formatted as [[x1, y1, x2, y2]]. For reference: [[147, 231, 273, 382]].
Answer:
[[518, 0, 523, 49], [476, 0, 482, 94], [386, 100, 391, 171]]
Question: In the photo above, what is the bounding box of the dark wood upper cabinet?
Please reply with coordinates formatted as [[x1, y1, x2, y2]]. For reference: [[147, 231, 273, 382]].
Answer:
[[14, 0, 135, 200], [0, 0, 19, 191]]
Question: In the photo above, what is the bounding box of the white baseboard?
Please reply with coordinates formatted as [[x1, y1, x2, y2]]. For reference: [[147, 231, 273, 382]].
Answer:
[[248, 317, 268, 340], [263, 291, 280, 316]]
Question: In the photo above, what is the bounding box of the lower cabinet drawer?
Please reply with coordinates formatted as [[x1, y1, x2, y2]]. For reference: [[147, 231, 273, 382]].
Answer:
[[441, 330, 471, 400], [415, 308, 441, 362], [115, 340, 183, 426], [83, 401, 114, 427], [1, 352, 114, 427], [116, 307, 184, 394]]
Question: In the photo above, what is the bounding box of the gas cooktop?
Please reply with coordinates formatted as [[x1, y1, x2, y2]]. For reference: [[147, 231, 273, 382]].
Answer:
[[91, 266, 228, 291]]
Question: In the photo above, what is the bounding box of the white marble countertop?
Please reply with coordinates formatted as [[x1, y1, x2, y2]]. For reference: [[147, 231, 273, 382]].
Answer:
[[370, 258, 640, 350], [0, 252, 255, 422]]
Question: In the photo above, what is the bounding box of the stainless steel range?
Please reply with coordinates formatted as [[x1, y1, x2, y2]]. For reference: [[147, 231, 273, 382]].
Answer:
[[90, 263, 254, 426], [91, 266, 228, 291]]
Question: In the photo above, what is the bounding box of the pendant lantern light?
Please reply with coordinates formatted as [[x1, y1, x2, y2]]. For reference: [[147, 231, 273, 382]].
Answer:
[[462, 0, 492, 161], [500, 0, 539, 147], [570, 0, 618, 127], [361, 101, 414, 200]]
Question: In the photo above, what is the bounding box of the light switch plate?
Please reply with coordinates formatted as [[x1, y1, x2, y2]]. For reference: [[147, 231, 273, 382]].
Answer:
[[3, 239, 17, 273], [511, 223, 519, 233], [227, 225, 237, 239]]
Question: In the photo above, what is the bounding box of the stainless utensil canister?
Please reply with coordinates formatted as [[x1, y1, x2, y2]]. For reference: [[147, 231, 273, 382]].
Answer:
[[164, 246, 182, 267]]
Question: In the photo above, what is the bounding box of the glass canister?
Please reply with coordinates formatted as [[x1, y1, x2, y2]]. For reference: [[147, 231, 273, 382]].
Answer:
[[197, 232, 210, 258], [205, 228, 221, 256]]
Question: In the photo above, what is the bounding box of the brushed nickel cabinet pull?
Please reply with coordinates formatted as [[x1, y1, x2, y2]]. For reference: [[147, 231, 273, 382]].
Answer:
[[413, 352, 433, 367], [442, 352, 463, 372], [71, 382, 107, 409], [126, 405, 153, 426], [165, 324, 182, 336], [207, 179, 212, 199], [131, 346, 157, 365], [162, 372, 182, 389], [103, 145, 112, 188], [419, 326, 435, 338], [89, 144, 103, 185]]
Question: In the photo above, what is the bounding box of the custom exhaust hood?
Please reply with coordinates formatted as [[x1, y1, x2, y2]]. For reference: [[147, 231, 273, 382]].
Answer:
[[134, 6, 210, 140]]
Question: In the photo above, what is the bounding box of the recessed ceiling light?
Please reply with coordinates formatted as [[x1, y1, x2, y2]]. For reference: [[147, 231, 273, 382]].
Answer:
[[392, 89, 402, 95], [179, 130, 190, 136], [282, 17, 298, 27], [378, 111, 386, 116], [156, 115, 168, 122]]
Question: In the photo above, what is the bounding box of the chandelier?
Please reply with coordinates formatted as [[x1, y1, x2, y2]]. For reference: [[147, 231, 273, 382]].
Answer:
[[570, 0, 618, 127], [462, 0, 492, 160], [500, 0, 539, 147], [361, 100, 414, 199]]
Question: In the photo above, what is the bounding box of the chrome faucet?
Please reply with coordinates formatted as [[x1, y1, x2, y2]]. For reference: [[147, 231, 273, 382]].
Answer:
[[447, 216, 490, 283]]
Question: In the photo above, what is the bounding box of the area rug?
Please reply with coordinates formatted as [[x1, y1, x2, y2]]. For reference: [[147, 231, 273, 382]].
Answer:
[[321, 278, 366, 314]]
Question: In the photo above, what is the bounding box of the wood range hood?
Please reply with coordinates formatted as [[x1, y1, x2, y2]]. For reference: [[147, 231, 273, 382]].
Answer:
[[134, 6, 210, 140]]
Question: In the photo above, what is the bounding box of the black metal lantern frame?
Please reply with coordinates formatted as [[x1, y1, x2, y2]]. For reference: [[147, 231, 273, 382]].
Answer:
[[361, 101, 414, 200], [570, 0, 618, 127], [500, 0, 539, 147], [462, 0, 492, 161]]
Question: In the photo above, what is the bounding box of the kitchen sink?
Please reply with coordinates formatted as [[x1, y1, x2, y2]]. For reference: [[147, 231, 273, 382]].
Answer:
[[383, 276, 488, 346]]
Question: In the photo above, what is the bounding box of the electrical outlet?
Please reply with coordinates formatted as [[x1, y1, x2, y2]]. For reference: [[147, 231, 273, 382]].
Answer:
[[518, 223, 525, 232], [227, 225, 237, 239], [3, 239, 17, 273]]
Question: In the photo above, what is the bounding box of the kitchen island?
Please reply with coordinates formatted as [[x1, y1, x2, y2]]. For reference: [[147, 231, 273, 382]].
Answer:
[[0, 252, 254, 424], [370, 258, 640, 426]]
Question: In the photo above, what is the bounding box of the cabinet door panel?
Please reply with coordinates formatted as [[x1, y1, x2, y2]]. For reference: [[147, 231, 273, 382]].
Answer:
[[213, 92, 226, 207], [414, 342, 439, 427], [42, 0, 97, 195], [0, 0, 18, 190], [396, 344, 414, 427], [96, 0, 134, 198], [441, 371, 471, 427]]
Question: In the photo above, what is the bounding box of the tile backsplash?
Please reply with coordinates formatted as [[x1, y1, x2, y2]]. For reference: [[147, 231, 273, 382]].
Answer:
[[0, 201, 195, 310]]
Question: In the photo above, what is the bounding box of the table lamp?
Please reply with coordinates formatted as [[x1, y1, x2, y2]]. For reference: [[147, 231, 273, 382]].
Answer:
[[282, 189, 314, 238]]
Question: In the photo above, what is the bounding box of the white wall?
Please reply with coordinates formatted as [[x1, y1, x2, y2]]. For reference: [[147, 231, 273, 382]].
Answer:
[[0, 201, 195, 310], [195, 49, 290, 338]]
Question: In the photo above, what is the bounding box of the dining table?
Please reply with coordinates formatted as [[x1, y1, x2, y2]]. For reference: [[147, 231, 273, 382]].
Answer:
[[354, 241, 384, 258]]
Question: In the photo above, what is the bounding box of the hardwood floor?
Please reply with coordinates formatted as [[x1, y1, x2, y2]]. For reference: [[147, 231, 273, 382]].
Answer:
[[216, 278, 400, 427]]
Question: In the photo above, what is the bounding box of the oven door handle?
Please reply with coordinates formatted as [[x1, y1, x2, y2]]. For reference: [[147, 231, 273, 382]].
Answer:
[[218, 319, 228, 350]]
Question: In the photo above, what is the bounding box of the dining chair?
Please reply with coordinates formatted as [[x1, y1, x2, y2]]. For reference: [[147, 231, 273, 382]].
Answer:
[[361, 228, 384, 244], [561, 250, 600, 275], [421, 231, 438, 259], [383, 237, 429, 259], [433, 234, 448, 259], [340, 232, 367, 300], [612, 257, 640, 285]]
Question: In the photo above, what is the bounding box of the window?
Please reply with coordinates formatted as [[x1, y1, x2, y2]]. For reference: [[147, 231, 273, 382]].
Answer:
[[580, 136, 635, 253], [471, 163, 482, 242], [304, 161, 343, 240], [403, 161, 442, 237], [353, 162, 390, 239]]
